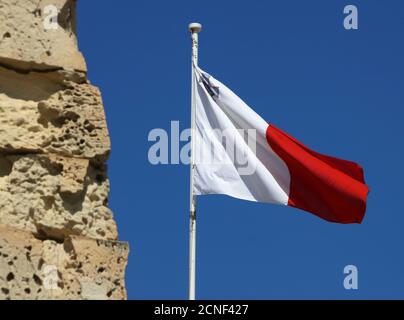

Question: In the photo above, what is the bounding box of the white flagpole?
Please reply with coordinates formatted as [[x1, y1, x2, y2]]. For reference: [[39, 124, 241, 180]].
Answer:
[[188, 22, 202, 301]]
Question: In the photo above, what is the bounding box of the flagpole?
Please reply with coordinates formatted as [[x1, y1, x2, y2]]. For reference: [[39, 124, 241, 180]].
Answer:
[[188, 22, 202, 301]]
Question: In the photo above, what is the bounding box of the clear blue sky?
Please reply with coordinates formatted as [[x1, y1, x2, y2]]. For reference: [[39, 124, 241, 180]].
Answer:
[[77, 1, 404, 299]]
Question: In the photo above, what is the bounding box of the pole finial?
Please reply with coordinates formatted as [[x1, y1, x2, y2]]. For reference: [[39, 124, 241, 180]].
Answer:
[[188, 22, 202, 33]]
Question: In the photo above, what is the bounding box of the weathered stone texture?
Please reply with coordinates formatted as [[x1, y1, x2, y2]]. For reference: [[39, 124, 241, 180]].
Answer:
[[0, 225, 128, 300], [0, 0, 128, 300], [0, 154, 118, 241], [0, 66, 110, 160], [0, 0, 86, 71]]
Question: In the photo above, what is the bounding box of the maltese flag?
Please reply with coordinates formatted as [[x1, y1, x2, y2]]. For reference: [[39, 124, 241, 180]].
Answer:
[[193, 67, 369, 223]]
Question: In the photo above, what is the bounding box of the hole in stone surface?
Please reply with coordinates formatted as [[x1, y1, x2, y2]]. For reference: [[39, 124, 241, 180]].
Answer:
[[24, 288, 31, 294], [37, 103, 64, 128], [99, 230, 106, 237], [57, 280, 64, 289], [95, 174, 105, 183], [6, 272, 14, 281], [38, 259, 45, 270], [42, 196, 55, 210], [0, 157, 13, 178], [60, 192, 84, 214], [84, 120, 96, 133], [1, 288, 9, 295], [3, 32, 11, 38], [98, 196, 106, 206], [33, 8, 42, 17], [33, 274, 42, 286], [97, 267, 106, 273]]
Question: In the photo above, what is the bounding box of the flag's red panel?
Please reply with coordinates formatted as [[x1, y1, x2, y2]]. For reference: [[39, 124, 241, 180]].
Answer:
[[266, 124, 369, 223]]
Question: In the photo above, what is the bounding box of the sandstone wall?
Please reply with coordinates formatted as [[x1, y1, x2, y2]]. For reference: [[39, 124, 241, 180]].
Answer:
[[0, 0, 128, 300]]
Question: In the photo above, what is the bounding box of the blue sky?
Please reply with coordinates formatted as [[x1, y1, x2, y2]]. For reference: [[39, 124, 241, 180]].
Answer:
[[77, 1, 404, 299]]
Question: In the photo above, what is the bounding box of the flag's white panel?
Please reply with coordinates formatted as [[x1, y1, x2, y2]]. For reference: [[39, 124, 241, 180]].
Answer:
[[193, 67, 290, 205]]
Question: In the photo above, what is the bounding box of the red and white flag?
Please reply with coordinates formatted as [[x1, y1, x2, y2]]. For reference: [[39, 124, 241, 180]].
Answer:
[[193, 66, 369, 223]]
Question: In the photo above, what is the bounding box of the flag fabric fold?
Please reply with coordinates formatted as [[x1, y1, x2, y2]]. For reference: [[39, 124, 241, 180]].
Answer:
[[193, 66, 369, 224]]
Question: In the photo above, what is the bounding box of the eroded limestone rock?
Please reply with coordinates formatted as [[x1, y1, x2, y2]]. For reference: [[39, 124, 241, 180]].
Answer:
[[0, 0, 86, 71], [0, 0, 128, 300], [0, 225, 128, 300], [0, 154, 117, 241], [0, 66, 110, 161]]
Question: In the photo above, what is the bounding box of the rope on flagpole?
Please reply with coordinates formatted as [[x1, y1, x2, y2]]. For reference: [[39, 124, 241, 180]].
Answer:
[[188, 22, 202, 301]]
